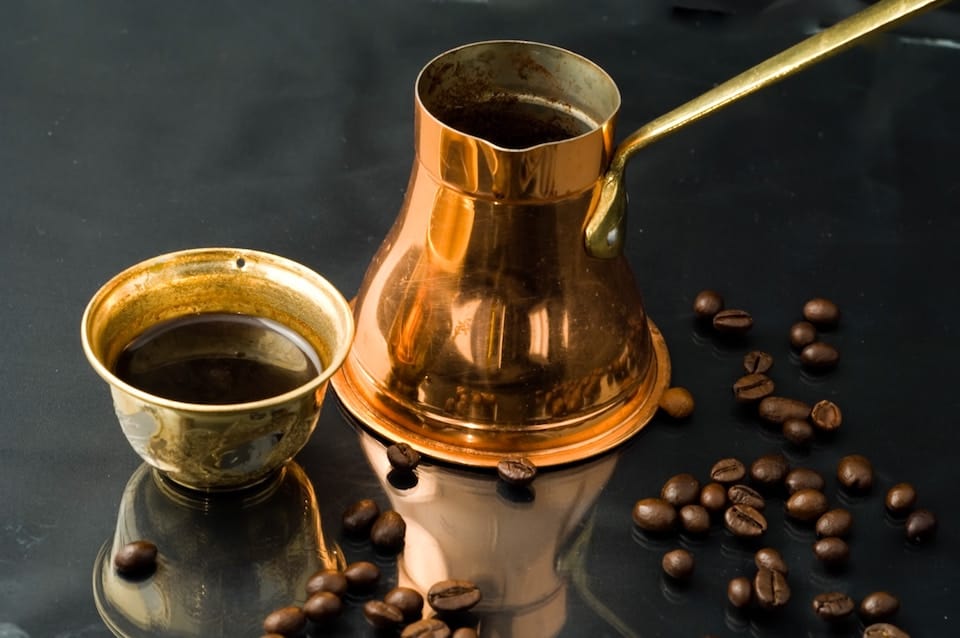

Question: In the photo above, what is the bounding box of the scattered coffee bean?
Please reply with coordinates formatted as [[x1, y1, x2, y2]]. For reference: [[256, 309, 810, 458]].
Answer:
[[753, 567, 790, 609], [343, 561, 381, 592], [384, 586, 425, 622], [427, 579, 482, 612], [859, 591, 900, 623], [801, 342, 840, 370], [727, 576, 752, 608], [659, 386, 695, 419], [710, 457, 746, 484], [727, 484, 766, 510], [713, 309, 753, 335], [114, 540, 158, 579], [451, 628, 478, 638], [363, 600, 404, 629], [387, 442, 422, 471], [782, 418, 815, 446], [743, 350, 774, 374], [497, 456, 537, 487], [342, 498, 380, 536], [370, 510, 407, 553], [750, 453, 790, 487], [733, 373, 775, 402], [758, 396, 811, 424], [402, 618, 453, 638], [786, 489, 830, 522], [810, 400, 842, 432], [816, 509, 853, 538], [863, 623, 910, 638], [885, 483, 917, 516], [679, 504, 711, 535], [784, 468, 825, 494], [813, 537, 850, 567], [837, 454, 874, 493], [262, 606, 307, 635], [306, 569, 348, 597], [803, 297, 841, 327], [905, 509, 937, 543], [661, 548, 695, 581], [724, 504, 768, 537], [693, 290, 724, 319], [754, 547, 788, 575], [700, 482, 728, 514], [813, 591, 855, 621], [661, 473, 701, 507], [632, 497, 678, 533], [789, 321, 818, 349], [303, 591, 343, 624]]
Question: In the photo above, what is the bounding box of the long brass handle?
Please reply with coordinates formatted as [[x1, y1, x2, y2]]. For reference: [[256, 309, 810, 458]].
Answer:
[[585, 0, 951, 258]]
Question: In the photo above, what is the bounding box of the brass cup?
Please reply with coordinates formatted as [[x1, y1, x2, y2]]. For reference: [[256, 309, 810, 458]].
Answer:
[[81, 248, 355, 490]]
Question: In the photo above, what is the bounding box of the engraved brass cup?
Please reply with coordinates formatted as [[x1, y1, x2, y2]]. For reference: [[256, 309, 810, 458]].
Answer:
[[82, 248, 355, 490]]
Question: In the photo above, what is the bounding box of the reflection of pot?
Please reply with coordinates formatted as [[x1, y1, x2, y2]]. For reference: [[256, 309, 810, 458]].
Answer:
[[356, 425, 620, 638], [93, 462, 343, 637]]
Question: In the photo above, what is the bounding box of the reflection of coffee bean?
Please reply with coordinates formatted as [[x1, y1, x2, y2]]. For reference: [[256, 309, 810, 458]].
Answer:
[[784, 468, 825, 495], [753, 567, 790, 609], [863, 623, 910, 638], [304, 591, 342, 623], [743, 350, 774, 374], [661, 548, 695, 581], [384, 587, 425, 622], [497, 457, 537, 487], [789, 321, 817, 349], [727, 576, 752, 608], [370, 510, 407, 553], [750, 453, 789, 487], [782, 418, 814, 446], [710, 458, 746, 484], [859, 591, 900, 623], [812, 591, 855, 621], [306, 569, 348, 597], [427, 579, 482, 612], [724, 504, 767, 537], [452, 628, 478, 638], [837, 454, 874, 493], [401, 618, 453, 638], [810, 400, 842, 431], [758, 396, 811, 424], [905, 509, 937, 543], [693, 290, 724, 319], [727, 484, 765, 510], [387, 442, 422, 471], [659, 387, 695, 418], [813, 537, 849, 567], [342, 498, 380, 536], [885, 483, 917, 516], [344, 561, 381, 592], [363, 600, 404, 629], [803, 297, 841, 326], [713, 309, 753, 334], [733, 373, 775, 402], [632, 497, 677, 532], [262, 606, 307, 635], [786, 489, 829, 522], [754, 547, 788, 575], [801, 342, 840, 370], [114, 540, 158, 579], [816, 509, 853, 538], [699, 482, 728, 514], [661, 473, 700, 507]]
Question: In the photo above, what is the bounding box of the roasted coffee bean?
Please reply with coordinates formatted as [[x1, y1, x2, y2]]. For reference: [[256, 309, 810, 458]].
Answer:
[[451, 628, 478, 638], [753, 567, 790, 609], [306, 569, 348, 597], [785, 467, 825, 494], [727, 484, 766, 510], [304, 591, 343, 623], [810, 400, 842, 432], [750, 453, 789, 487], [727, 576, 752, 608], [743, 350, 774, 374], [693, 290, 724, 319], [342, 498, 380, 536], [659, 386, 695, 418], [905, 509, 937, 543], [710, 457, 746, 484], [803, 297, 841, 326], [754, 547, 788, 575], [661, 473, 701, 507], [816, 509, 853, 538], [632, 497, 677, 532], [114, 540, 158, 578], [363, 600, 404, 629], [837, 454, 874, 493], [783, 418, 815, 446], [387, 442, 422, 471], [813, 591, 855, 621], [801, 342, 840, 370], [789, 321, 817, 349], [700, 482, 728, 514], [343, 561, 381, 592], [885, 483, 917, 516], [713, 309, 753, 334], [661, 548, 695, 581], [733, 373, 775, 403], [758, 396, 811, 424], [401, 618, 453, 638], [384, 586, 425, 622], [813, 537, 850, 566], [863, 623, 911, 638], [859, 591, 900, 623], [262, 606, 307, 635], [786, 489, 830, 522], [724, 504, 768, 537], [370, 510, 407, 553], [427, 579, 482, 612], [679, 504, 711, 535], [497, 456, 537, 487]]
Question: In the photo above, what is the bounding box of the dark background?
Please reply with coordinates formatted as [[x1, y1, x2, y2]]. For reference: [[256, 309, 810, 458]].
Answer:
[[2, 1, 959, 636]]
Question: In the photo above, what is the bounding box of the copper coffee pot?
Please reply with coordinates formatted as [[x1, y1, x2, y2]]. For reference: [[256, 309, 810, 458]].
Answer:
[[332, 0, 946, 467]]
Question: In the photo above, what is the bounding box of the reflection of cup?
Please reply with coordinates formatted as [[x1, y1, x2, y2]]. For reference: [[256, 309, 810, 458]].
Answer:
[[355, 425, 621, 637], [93, 461, 343, 637], [81, 248, 354, 490]]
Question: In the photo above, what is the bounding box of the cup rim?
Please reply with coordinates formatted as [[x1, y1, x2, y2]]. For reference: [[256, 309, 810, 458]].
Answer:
[[81, 247, 355, 413]]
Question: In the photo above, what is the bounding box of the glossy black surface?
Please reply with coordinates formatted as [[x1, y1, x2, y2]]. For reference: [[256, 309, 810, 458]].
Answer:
[[2, 1, 959, 636]]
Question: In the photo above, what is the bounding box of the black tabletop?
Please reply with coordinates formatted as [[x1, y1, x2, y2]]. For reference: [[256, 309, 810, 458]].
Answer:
[[3, 1, 959, 637]]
